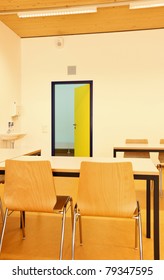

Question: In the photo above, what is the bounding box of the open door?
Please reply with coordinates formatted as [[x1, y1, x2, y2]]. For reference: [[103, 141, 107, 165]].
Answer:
[[51, 80, 93, 157], [74, 84, 90, 156]]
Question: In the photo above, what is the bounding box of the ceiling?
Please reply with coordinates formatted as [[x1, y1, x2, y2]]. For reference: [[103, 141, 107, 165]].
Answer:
[[0, 0, 164, 38]]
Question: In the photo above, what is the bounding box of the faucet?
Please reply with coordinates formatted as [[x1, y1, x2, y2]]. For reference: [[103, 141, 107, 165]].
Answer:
[[7, 122, 14, 133]]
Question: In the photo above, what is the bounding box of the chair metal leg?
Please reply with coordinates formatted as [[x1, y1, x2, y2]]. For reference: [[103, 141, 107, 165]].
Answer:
[[59, 197, 73, 260], [79, 215, 83, 245], [134, 218, 138, 249], [70, 197, 74, 230], [59, 206, 66, 260], [0, 208, 8, 253], [20, 211, 25, 228], [138, 212, 143, 260], [134, 216, 143, 259], [134, 202, 143, 260], [20, 211, 26, 239], [0, 197, 4, 222], [72, 207, 78, 260]]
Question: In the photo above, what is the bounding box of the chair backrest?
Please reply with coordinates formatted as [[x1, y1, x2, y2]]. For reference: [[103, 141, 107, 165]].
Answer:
[[4, 160, 57, 213], [158, 139, 164, 163], [77, 161, 137, 218], [124, 139, 150, 158]]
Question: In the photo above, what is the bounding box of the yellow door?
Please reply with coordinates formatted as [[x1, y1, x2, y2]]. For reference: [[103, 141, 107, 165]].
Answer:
[[74, 84, 90, 156]]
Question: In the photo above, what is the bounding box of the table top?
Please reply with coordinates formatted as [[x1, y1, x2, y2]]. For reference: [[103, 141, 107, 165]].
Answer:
[[113, 143, 164, 151], [0, 147, 41, 163], [0, 155, 158, 176]]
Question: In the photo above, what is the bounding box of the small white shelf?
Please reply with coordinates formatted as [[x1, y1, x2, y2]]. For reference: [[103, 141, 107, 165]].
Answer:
[[0, 133, 26, 148]]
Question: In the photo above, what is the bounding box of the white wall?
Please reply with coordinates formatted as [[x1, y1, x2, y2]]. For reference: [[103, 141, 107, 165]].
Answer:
[[0, 22, 163, 159], [0, 21, 21, 141], [20, 29, 164, 159]]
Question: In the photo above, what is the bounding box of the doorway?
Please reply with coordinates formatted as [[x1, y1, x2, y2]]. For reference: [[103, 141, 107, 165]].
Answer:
[[51, 80, 93, 156]]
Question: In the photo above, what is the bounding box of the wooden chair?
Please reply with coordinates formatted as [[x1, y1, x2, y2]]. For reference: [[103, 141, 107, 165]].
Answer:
[[124, 139, 150, 158], [72, 161, 143, 260], [0, 160, 73, 260]]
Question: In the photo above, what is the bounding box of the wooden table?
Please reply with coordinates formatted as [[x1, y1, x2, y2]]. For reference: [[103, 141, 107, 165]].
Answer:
[[0, 147, 41, 163], [113, 143, 163, 241], [0, 147, 41, 184], [113, 143, 164, 158], [0, 155, 159, 260]]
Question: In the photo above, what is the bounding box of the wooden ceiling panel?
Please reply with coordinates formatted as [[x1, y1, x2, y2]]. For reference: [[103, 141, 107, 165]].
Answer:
[[0, 1, 164, 38], [0, 0, 129, 12]]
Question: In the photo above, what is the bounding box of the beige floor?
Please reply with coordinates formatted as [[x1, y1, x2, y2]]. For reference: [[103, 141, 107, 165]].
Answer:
[[0, 178, 164, 260]]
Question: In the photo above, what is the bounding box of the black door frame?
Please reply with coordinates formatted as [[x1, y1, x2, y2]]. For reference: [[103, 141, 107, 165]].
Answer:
[[51, 80, 93, 156]]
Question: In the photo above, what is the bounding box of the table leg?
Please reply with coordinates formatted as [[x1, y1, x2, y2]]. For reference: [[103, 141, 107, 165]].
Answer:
[[146, 179, 151, 238], [153, 176, 160, 260]]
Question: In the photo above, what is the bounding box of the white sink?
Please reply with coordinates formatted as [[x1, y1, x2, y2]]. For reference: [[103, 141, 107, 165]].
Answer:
[[0, 133, 26, 141]]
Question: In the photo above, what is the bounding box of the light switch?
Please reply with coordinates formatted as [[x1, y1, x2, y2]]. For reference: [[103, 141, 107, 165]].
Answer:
[[42, 125, 48, 133]]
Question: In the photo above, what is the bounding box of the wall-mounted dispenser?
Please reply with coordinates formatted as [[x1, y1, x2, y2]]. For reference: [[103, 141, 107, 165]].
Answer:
[[11, 102, 19, 117]]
